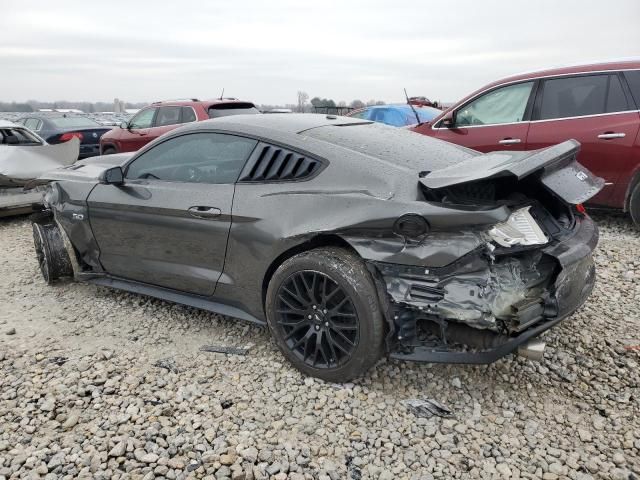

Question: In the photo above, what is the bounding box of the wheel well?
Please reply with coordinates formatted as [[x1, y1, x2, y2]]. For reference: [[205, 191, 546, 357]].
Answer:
[[261, 234, 357, 309], [625, 169, 640, 212], [101, 144, 117, 154]]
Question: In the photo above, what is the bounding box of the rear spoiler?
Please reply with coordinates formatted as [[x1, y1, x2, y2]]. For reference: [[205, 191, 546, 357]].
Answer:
[[420, 140, 605, 205]]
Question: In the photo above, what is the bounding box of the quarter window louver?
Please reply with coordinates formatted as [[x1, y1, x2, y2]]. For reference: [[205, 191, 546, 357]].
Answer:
[[239, 144, 323, 182]]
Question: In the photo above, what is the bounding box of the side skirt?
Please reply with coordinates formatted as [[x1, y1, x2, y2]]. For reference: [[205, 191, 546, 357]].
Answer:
[[87, 276, 266, 326]]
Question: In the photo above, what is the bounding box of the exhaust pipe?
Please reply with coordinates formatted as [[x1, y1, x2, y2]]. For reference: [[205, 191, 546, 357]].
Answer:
[[517, 339, 546, 362]]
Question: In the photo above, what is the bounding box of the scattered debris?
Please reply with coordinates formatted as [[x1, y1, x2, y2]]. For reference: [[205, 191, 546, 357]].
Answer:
[[221, 399, 234, 409], [403, 398, 454, 418], [48, 356, 68, 366], [153, 358, 179, 373], [200, 344, 250, 355]]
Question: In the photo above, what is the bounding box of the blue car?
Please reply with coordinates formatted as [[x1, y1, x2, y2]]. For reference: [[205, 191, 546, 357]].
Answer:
[[347, 104, 441, 127]]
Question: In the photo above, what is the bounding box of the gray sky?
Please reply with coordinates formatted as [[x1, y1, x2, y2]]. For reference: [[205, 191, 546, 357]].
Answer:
[[1, 0, 639, 105]]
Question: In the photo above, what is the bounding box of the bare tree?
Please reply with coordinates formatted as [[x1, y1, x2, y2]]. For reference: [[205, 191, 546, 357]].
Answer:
[[297, 91, 309, 113]]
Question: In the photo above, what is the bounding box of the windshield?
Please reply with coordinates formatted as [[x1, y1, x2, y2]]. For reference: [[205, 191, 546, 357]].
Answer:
[[208, 103, 260, 118], [48, 116, 101, 128]]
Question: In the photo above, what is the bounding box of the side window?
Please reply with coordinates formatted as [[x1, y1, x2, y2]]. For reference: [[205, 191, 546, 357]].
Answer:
[[455, 81, 534, 127], [623, 70, 640, 107], [24, 118, 39, 130], [129, 108, 157, 129], [538, 74, 625, 120], [155, 106, 182, 127], [181, 107, 197, 123], [125, 133, 258, 184], [606, 74, 628, 113]]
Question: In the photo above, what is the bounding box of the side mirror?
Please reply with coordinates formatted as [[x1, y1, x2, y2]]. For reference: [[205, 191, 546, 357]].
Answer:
[[120, 121, 129, 129], [100, 166, 124, 185], [441, 110, 455, 128]]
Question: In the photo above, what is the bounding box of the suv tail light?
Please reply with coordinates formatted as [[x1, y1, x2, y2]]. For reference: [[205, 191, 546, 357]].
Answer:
[[59, 132, 83, 142]]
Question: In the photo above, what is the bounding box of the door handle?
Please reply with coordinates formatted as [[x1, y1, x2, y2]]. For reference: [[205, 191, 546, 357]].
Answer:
[[188, 206, 221, 219], [598, 132, 626, 139], [498, 138, 521, 145]]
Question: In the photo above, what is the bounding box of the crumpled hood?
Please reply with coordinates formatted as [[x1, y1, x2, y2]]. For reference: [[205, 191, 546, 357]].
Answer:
[[31, 152, 134, 185], [0, 138, 80, 187], [420, 140, 605, 205]]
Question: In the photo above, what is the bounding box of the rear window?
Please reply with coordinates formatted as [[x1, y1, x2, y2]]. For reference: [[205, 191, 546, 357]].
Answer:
[[208, 103, 260, 118], [48, 116, 101, 128], [303, 122, 475, 172], [624, 70, 640, 107]]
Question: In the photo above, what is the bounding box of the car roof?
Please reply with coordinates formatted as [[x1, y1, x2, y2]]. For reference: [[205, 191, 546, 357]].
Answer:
[[184, 113, 371, 135], [485, 58, 640, 87]]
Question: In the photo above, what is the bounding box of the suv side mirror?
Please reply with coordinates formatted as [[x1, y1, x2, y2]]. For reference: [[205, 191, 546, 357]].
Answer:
[[441, 110, 455, 128], [100, 166, 124, 185], [120, 121, 129, 129]]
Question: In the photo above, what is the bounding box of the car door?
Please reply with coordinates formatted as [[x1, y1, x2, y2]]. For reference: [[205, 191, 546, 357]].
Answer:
[[432, 81, 535, 152], [526, 73, 640, 207], [122, 107, 157, 151], [87, 132, 258, 296]]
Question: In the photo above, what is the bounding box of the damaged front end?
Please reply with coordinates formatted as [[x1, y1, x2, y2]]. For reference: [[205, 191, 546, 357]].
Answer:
[[367, 140, 602, 363]]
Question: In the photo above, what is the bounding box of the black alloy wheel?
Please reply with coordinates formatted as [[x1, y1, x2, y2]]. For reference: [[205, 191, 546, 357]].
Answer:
[[275, 270, 360, 369]]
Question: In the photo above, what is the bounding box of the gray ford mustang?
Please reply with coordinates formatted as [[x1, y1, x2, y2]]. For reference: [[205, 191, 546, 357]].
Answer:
[[31, 114, 603, 381]]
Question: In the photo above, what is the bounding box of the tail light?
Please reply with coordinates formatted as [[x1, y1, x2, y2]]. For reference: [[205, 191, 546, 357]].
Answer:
[[59, 132, 83, 142]]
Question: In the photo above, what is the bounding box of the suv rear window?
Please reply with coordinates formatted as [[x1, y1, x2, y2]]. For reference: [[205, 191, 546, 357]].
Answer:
[[208, 103, 260, 118], [538, 74, 629, 120]]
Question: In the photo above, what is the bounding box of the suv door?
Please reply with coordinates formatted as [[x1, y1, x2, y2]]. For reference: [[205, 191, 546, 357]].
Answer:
[[526, 73, 640, 207], [87, 132, 258, 295], [432, 81, 535, 152], [122, 107, 157, 152]]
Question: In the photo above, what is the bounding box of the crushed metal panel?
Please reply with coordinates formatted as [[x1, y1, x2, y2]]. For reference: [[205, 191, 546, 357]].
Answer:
[[0, 138, 80, 187]]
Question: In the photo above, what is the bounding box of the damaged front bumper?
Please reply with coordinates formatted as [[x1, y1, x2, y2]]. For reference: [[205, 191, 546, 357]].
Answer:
[[371, 214, 598, 364]]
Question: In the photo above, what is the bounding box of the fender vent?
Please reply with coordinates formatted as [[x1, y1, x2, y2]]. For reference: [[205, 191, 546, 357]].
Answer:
[[238, 143, 324, 182]]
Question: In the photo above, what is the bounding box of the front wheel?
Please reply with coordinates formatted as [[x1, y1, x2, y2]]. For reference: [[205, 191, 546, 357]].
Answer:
[[32, 222, 73, 284], [630, 182, 640, 227], [101, 147, 116, 155], [265, 247, 385, 382]]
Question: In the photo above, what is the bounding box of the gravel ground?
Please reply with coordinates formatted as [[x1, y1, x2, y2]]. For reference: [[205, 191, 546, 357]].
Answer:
[[0, 212, 638, 480]]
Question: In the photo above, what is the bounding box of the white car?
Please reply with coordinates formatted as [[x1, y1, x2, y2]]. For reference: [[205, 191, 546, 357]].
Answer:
[[0, 120, 79, 216]]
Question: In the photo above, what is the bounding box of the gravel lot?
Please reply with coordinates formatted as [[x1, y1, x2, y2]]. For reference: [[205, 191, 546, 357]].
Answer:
[[0, 213, 638, 480]]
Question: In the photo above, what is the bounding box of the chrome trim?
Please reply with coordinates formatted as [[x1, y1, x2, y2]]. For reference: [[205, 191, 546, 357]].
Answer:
[[598, 132, 626, 139], [432, 109, 640, 130], [432, 67, 640, 130], [498, 138, 521, 145]]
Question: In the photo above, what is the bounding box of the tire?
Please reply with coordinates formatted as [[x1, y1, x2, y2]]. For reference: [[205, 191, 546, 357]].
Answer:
[[265, 247, 385, 382], [32, 222, 73, 284], [630, 182, 640, 227], [102, 147, 116, 155]]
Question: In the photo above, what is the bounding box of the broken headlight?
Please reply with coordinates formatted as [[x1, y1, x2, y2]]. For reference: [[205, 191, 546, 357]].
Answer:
[[488, 206, 548, 247]]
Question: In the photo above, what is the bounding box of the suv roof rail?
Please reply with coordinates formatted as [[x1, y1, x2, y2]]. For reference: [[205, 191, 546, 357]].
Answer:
[[152, 98, 200, 104]]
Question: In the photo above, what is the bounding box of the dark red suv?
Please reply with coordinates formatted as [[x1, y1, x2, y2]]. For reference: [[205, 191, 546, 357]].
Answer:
[[412, 60, 640, 224], [100, 98, 259, 155]]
